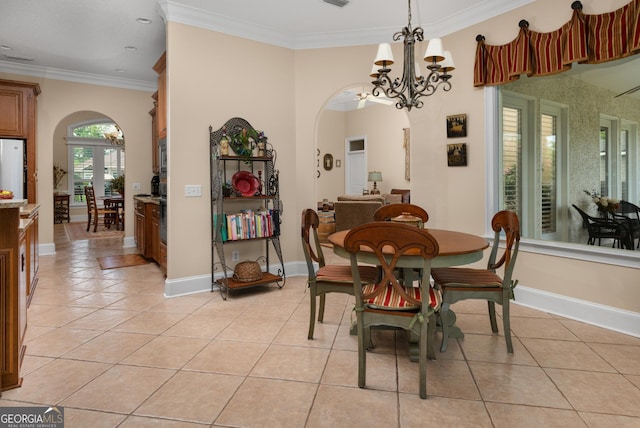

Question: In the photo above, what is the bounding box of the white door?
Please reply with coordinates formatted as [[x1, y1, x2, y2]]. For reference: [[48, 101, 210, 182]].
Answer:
[[345, 137, 366, 195]]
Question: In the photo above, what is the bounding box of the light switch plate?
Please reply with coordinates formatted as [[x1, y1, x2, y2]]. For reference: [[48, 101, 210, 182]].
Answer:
[[185, 184, 202, 197]]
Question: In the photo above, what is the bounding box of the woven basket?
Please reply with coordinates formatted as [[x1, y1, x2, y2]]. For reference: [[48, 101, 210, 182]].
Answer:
[[232, 259, 263, 282]]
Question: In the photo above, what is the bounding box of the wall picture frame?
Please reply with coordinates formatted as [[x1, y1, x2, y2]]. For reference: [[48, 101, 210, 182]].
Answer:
[[446, 114, 467, 138], [447, 143, 467, 166]]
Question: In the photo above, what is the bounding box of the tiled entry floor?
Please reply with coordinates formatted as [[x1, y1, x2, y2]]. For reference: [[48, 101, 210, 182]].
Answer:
[[1, 225, 640, 427]]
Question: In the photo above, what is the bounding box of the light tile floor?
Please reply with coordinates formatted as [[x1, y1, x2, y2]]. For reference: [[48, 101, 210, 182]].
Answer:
[[1, 224, 640, 427]]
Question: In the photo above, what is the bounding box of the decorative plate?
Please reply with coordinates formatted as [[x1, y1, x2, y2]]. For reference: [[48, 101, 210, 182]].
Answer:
[[231, 171, 260, 196]]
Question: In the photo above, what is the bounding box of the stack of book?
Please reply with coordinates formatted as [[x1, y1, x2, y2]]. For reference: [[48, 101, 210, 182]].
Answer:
[[215, 209, 279, 241]]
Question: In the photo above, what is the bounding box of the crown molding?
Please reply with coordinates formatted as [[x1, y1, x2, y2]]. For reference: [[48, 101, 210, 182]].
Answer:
[[0, 60, 157, 92], [158, 0, 535, 49]]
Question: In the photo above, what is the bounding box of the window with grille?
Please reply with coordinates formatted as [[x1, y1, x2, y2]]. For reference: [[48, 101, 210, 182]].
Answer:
[[66, 121, 125, 205]]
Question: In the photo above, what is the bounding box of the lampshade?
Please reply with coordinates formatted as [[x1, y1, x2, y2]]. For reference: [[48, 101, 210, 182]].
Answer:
[[370, 64, 380, 79], [368, 171, 383, 182], [440, 50, 456, 72], [423, 38, 445, 63], [374, 43, 394, 66]]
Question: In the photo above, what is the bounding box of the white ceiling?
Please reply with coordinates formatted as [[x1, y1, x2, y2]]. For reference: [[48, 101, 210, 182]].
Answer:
[[0, 0, 637, 102], [0, 0, 529, 90]]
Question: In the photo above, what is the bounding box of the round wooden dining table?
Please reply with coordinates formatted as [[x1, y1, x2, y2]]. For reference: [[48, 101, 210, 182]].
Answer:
[[328, 228, 489, 268], [329, 227, 489, 359]]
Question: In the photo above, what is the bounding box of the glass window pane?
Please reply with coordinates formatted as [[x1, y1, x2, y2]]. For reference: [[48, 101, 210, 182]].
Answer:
[[620, 129, 628, 201], [541, 113, 557, 233], [599, 126, 609, 196], [72, 147, 93, 203], [502, 106, 521, 219]]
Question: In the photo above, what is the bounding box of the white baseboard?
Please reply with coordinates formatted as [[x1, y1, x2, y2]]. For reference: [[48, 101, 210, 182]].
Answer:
[[163, 263, 639, 339], [39, 242, 56, 256], [123, 236, 136, 248], [164, 261, 306, 297], [514, 285, 640, 338]]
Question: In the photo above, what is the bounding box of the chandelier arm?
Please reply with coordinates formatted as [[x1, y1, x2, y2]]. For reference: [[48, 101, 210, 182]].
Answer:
[[369, 0, 452, 111]]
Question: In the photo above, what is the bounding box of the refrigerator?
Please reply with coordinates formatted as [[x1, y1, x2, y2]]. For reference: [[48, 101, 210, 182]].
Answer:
[[0, 139, 26, 199]]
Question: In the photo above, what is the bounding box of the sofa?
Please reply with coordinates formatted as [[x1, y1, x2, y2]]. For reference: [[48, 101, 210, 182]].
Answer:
[[333, 194, 402, 231]]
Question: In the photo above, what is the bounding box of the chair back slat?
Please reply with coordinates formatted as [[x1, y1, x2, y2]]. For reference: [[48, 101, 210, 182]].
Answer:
[[301, 209, 325, 271], [488, 210, 520, 271], [344, 221, 438, 311], [373, 203, 429, 223]]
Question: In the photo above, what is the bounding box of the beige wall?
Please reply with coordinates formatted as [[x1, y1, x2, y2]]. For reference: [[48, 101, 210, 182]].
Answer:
[[316, 104, 409, 200], [316, 109, 346, 201], [344, 104, 410, 195], [0, 71, 153, 246], [165, 23, 296, 279]]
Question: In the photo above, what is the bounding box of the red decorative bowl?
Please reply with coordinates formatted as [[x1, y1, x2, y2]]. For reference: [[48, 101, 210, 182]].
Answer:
[[231, 171, 260, 196]]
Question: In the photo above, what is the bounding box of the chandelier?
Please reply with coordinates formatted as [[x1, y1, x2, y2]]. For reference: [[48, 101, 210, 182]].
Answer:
[[103, 125, 125, 146], [370, 0, 454, 111]]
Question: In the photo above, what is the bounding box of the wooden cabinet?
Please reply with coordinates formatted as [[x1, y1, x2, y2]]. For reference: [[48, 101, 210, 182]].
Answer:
[[153, 52, 166, 139], [0, 79, 40, 204], [54, 192, 70, 223], [158, 241, 167, 274], [134, 197, 163, 270], [20, 205, 39, 307], [0, 200, 33, 391], [135, 200, 146, 256], [210, 117, 285, 299], [146, 203, 160, 261]]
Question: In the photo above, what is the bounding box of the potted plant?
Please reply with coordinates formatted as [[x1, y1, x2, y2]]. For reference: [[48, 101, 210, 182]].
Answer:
[[53, 164, 67, 191], [111, 174, 125, 196]]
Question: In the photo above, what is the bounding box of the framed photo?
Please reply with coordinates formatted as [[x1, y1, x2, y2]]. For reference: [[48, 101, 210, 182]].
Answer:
[[447, 114, 467, 138], [335, 159, 341, 168], [447, 143, 467, 167]]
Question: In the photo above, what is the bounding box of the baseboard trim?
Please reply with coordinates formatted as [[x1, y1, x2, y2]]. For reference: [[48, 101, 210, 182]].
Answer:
[[164, 261, 305, 297], [162, 262, 639, 339], [514, 285, 640, 338], [39, 243, 56, 256]]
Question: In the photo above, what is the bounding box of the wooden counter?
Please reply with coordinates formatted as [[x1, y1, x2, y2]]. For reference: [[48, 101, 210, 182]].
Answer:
[[0, 199, 29, 391]]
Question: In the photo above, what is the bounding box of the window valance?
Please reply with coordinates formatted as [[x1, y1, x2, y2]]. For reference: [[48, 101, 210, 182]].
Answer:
[[474, 0, 640, 87]]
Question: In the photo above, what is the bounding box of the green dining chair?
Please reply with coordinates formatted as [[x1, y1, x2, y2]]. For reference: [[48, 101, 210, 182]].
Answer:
[[301, 208, 379, 340], [344, 221, 441, 399], [431, 210, 520, 353], [373, 203, 429, 224]]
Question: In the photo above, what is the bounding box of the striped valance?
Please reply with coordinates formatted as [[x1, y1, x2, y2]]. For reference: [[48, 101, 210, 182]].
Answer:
[[474, 0, 640, 87]]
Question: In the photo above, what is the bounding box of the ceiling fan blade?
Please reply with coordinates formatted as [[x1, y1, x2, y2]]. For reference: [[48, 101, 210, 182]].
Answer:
[[366, 94, 394, 105], [614, 85, 640, 98]]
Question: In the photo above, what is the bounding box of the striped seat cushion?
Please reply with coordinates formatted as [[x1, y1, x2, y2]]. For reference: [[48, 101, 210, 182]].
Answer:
[[431, 267, 502, 287], [363, 283, 443, 311], [316, 265, 378, 284]]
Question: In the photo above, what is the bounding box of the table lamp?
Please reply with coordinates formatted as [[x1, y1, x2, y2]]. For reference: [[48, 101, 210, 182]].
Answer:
[[368, 171, 382, 194]]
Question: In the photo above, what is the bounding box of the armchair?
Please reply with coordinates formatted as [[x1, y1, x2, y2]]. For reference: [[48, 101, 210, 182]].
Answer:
[[572, 204, 631, 249], [614, 200, 640, 249]]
